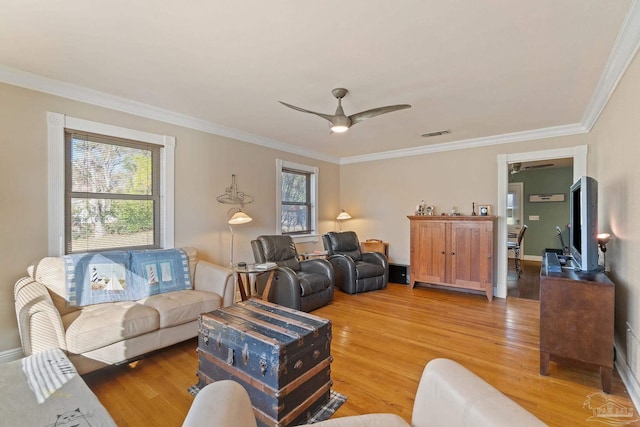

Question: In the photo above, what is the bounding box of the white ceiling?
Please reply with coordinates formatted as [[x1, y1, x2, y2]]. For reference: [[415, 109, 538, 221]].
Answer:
[[1, 1, 637, 164]]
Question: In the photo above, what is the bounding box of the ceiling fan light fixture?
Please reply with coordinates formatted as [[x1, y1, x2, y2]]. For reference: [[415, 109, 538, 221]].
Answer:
[[331, 124, 349, 133], [280, 88, 411, 133], [330, 115, 351, 133]]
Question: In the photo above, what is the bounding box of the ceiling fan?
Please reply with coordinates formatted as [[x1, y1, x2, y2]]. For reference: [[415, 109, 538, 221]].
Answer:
[[279, 88, 411, 133], [509, 162, 555, 175]]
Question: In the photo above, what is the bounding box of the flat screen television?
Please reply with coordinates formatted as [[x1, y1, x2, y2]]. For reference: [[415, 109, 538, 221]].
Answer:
[[569, 176, 599, 271]]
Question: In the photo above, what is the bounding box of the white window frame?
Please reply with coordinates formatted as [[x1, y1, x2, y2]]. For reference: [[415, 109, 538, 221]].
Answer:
[[275, 159, 318, 243], [47, 112, 175, 256]]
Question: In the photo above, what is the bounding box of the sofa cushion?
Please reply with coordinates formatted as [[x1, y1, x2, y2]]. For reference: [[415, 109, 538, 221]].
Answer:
[[62, 301, 160, 354], [139, 290, 222, 328]]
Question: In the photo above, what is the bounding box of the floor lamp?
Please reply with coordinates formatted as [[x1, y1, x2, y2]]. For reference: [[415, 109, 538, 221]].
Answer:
[[217, 175, 255, 268], [336, 209, 352, 231], [227, 208, 252, 268]]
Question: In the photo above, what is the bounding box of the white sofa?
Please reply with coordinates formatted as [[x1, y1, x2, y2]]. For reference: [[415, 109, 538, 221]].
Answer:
[[14, 247, 235, 374], [183, 358, 547, 427]]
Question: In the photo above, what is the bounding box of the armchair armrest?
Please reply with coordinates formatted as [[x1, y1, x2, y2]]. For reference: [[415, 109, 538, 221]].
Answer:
[[193, 260, 235, 307], [300, 258, 334, 282], [182, 380, 257, 427], [256, 267, 301, 310], [362, 252, 389, 283], [412, 359, 546, 427], [361, 251, 388, 267], [326, 254, 358, 294], [14, 277, 67, 355]]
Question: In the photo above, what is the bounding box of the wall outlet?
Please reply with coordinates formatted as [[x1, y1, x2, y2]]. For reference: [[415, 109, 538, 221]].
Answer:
[[529, 215, 540, 221]]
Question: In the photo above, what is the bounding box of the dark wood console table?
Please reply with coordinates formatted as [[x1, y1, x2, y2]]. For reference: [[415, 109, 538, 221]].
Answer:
[[539, 260, 614, 392]]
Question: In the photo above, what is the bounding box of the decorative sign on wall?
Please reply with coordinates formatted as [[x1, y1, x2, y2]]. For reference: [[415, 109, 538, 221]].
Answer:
[[529, 194, 565, 203]]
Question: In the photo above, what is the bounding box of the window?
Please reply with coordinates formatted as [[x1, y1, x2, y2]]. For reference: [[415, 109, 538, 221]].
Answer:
[[47, 113, 175, 256], [65, 131, 160, 253], [281, 168, 311, 234], [276, 159, 318, 242]]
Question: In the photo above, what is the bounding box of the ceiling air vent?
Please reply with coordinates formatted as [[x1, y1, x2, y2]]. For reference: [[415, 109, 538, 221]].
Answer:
[[421, 130, 451, 138]]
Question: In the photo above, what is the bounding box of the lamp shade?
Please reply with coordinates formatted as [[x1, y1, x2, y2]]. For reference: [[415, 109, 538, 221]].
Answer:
[[597, 233, 611, 245], [228, 210, 253, 225], [336, 210, 352, 220]]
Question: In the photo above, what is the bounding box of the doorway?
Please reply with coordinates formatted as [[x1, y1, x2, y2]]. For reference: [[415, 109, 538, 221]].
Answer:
[[495, 145, 588, 299], [507, 182, 524, 249]]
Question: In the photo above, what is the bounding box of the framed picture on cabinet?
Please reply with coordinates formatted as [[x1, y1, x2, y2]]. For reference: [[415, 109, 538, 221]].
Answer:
[[478, 205, 491, 216]]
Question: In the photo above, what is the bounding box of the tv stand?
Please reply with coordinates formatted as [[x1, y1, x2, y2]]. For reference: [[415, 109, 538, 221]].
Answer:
[[539, 258, 614, 392]]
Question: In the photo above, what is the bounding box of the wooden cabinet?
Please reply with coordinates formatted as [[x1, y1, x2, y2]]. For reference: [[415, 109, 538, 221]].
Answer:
[[539, 261, 614, 392], [408, 216, 496, 301]]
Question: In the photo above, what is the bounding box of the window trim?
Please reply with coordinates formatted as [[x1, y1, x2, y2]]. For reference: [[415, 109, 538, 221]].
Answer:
[[47, 112, 175, 256], [275, 159, 318, 243]]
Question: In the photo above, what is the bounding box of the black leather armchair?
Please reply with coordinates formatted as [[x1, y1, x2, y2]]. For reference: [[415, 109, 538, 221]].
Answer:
[[322, 231, 389, 294], [251, 235, 334, 312]]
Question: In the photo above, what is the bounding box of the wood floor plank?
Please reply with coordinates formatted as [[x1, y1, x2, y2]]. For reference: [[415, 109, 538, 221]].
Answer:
[[83, 283, 636, 426]]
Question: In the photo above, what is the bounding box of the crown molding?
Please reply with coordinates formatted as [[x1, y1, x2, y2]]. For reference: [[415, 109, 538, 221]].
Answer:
[[340, 123, 588, 165], [1, 0, 638, 168], [0, 65, 340, 164], [581, 0, 640, 131]]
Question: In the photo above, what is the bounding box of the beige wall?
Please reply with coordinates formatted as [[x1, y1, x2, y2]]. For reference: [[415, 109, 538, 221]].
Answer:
[[0, 83, 339, 351], [340, 133, 589, 265], [589, 51, 640, 361]]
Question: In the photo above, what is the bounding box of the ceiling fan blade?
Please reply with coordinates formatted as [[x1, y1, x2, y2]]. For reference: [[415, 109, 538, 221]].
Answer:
[[349, 104, 411, 126], [279, 101, 336, 122]]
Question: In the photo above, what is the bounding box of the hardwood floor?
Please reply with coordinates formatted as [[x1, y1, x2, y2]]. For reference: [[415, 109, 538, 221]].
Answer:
[[507, 259, 542, 300], [83, 283, 636, 427]]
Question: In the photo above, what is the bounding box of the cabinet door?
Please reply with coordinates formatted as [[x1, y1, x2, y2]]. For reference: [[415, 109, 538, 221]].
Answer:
[[449, 222, 491, 290], [411, 220, 447, 284]]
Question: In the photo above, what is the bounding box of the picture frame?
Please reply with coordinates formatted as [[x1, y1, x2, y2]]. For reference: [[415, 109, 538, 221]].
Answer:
[[478, 205, 491, 216]]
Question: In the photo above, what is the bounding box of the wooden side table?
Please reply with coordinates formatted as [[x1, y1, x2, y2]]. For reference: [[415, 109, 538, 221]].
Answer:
[[232, 265, 277, 302], [360, 239, 389, 258]]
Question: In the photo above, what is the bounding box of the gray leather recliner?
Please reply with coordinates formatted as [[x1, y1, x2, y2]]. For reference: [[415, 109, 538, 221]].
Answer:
[[251, 235, 334, 312], [322, 231, 388, 294]]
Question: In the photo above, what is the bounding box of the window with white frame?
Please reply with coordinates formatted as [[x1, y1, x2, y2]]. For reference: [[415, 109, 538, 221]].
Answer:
[[65, 131, 161, 253], [47, 112, 175, 256], [276, 159, 318, 242]]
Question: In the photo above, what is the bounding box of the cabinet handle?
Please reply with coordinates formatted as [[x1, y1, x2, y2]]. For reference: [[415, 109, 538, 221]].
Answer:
[[441, 251, 445, 255], [451, 252, 455, 255]]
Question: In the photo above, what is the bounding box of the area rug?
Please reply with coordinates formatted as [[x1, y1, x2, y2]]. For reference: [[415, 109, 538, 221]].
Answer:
[[187, 384, 346, 424]]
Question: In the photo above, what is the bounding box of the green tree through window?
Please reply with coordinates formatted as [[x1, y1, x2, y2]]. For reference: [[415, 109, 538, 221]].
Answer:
[[66, 132, 160, 253]]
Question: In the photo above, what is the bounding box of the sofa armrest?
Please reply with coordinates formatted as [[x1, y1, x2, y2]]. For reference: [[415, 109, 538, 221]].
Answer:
[[14, 277, 67, 355], [182, 380, 257, 427], [193, 260, 235, 307], [412, 358, 546, 427]]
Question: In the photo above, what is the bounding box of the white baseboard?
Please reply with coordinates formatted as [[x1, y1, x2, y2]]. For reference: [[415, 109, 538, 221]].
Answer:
[[0, 347, 24, 363], [614, 337, 640, 411]]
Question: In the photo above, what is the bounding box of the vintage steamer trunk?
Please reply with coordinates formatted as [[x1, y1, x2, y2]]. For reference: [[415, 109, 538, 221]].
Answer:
[[197, 299, 332, 427]]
